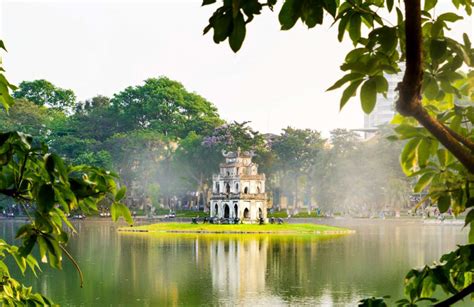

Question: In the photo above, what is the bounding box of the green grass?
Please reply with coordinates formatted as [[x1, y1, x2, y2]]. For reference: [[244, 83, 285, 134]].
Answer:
[[119, 222, 352, 235]]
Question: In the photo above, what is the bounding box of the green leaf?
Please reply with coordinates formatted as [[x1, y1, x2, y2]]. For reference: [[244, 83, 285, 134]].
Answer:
[[417, 138, 431, 166], [430, 39, 447, 61], [338, 15, 350, 42], [438, 12, 463, 22], [111, 202, 133, 225], [115, 186, 127, 202], [18, 235, 37, 257], [37, 184, 55, 213], [348, 14, 361, 44], [360, 78, 377, 114], [213, 12, 233, 43], [229, 12, 246, 52], [401, 138, 421, 175], [387, 0, 394, 12], [279, 0, 301, 30], [340, 79, 363, 110], [378, 26, 398, 53], [431, 20, 444, 38], [326, 73, 364, 91], [437, 194, 451, 213], [414, 172, 434, 193], [424, 0, 438, 11], [424, 75, 439, 100], [437, 148, 448, 167], [373, 75, 388, 93], [202, 0, 216, 5], [464, 209, 474, 227], [302, 2, 323, 28], [323, 0, 337, 17]]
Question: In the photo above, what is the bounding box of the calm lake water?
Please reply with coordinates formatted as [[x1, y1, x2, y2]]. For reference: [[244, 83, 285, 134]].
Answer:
[[0, 219, 468, 306]]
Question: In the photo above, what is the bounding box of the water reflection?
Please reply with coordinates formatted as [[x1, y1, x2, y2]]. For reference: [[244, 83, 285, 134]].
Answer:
[[0, 220, 469, 306], [210, 237, 268, 300]]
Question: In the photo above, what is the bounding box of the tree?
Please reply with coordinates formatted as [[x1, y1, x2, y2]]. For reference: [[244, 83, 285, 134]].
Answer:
[[313, 128, 409, 215], [0, 99, 55, 141], [0, 44, 132, 304], [111, 77, 222, 138], [202, 0, 474, 305], [173, 132, 222, 210], [13, 79, 76, 113], [272, 127, 325, 212], [104, 130, 175, 211]]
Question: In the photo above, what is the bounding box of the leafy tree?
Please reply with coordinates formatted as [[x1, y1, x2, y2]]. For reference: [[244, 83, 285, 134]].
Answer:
[[173, 132, 222, 209], [64, 95, 119, 143], [0, 99, 54, 141], [314, 128, 409, 215], [104, 130, 175, 210], [0, 43, 132, 304], [271, 127, 325, 211], [201, 121, 265, 151], [202, 0, 474, 305], [13, 79, 76, 112], [111, 77, 222, 138]]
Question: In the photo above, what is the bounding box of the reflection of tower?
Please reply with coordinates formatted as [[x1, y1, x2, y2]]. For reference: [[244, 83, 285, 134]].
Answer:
[[210, 149, 267, 221], [209, 238, 268, 299]]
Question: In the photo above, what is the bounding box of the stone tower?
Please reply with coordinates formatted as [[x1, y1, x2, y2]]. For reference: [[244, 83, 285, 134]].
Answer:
[[210, 149, 267, 221]]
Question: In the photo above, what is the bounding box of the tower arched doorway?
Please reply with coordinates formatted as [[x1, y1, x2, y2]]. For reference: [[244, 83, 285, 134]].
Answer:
[[243, 208, 249, 219], [224, 204, 230, 218], [214, 204, 218, 217], [258, 208, 263, 218], [234, 204, 238, 218]]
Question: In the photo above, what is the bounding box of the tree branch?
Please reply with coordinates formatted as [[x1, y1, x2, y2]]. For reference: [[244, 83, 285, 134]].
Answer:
[[60, 244, 84, 288], [396, 0, 474, 173], [414, 107, 474, 171], [442, 123, 474, 152], [434, 282, 474, 306]]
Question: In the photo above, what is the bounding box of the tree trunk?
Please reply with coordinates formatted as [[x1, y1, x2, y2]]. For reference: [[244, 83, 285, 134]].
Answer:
[[398, 0, 474, 173]]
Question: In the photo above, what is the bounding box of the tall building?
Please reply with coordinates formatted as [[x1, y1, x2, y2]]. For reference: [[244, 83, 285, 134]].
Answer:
[[210, 149, 267, 220]]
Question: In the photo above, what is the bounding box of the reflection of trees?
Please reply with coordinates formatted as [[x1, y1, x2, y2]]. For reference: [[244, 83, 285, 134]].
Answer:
[[265, 224, 466, 304], [3, 221, 467, 305]]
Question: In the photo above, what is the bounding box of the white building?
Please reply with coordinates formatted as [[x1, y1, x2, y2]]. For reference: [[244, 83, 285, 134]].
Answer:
[[210, 149, 267, 221]]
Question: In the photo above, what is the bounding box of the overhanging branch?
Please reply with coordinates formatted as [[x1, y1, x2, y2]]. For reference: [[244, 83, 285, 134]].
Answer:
[[396, 0, 474, 173]]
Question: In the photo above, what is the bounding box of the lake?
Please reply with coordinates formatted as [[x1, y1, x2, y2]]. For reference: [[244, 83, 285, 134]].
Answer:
[[0, 219, 468, 306]]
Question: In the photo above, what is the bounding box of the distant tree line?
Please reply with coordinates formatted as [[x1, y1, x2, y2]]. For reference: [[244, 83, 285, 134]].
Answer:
[[2, 77, 410, 214]]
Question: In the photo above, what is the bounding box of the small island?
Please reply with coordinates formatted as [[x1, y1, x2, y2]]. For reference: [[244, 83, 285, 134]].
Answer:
[[118, 222, 354, 235], [119, 150, 354, 235]]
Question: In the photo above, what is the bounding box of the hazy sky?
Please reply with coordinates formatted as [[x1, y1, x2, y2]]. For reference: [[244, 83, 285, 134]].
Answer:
[[1, 0, 472, 135]]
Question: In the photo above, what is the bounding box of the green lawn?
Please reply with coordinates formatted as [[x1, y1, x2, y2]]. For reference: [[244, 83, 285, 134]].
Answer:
[[119, 222, 353, 235]]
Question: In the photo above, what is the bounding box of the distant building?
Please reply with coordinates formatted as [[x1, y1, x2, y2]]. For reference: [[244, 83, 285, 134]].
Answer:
[[210, 149, 267, 220]]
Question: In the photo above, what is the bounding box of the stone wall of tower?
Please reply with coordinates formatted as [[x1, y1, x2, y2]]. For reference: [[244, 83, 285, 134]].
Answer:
[[210, 150, 267, 221]]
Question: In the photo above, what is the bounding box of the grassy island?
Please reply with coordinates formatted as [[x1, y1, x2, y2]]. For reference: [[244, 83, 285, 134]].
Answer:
[[118, 222, 354, 235]]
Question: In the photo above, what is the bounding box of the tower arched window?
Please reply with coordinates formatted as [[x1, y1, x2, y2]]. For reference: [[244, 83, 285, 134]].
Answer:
[[244, 187, 248, 194]]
